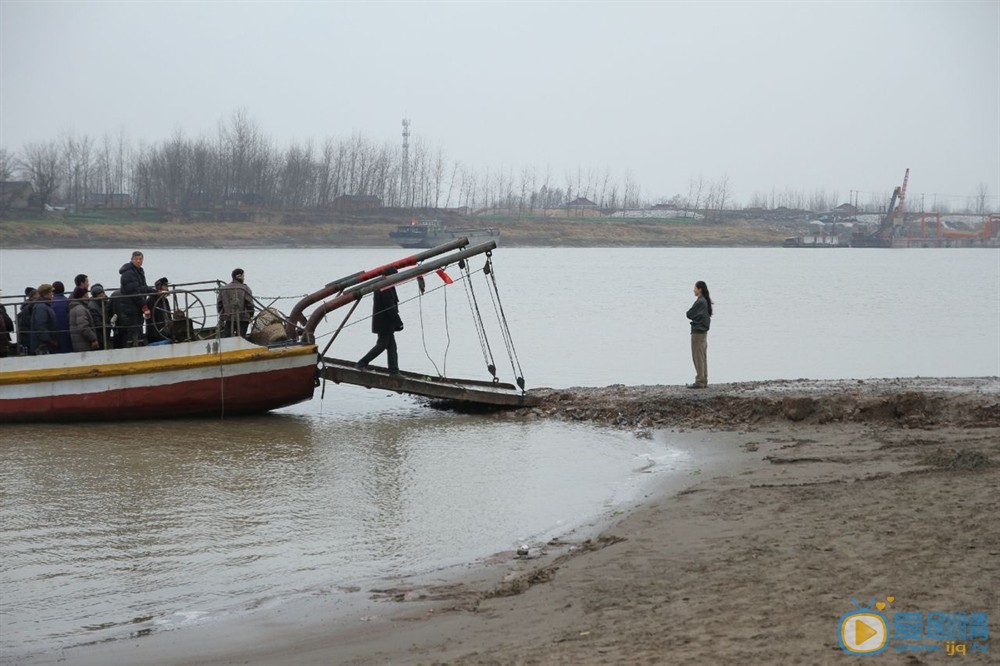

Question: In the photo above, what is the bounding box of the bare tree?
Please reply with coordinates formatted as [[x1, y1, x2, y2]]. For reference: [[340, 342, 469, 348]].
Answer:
[[432, 148, 445, 208], [974, 182, 990, 215], [714, 174, 730, 221], [19, 141, 61, 206], [60, 133, 94, 208], [623, 171, 641, 209], [687, 175, 705, 214], [0, 148, 14, 181], [747, 190, 769, 209], [443, 160, 460, 209]]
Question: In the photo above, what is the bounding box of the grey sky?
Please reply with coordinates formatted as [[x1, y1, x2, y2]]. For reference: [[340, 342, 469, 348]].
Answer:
[[1, 0, 997, 207]]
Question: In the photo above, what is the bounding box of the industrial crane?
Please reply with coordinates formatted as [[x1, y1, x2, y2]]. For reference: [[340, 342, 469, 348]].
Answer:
[[851, 168, 909, 247]]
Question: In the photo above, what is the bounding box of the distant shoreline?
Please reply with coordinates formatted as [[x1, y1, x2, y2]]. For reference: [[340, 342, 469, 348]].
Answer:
[[0, 210, 795, 249]]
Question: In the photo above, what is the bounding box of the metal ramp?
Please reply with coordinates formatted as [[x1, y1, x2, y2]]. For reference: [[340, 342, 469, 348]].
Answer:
[[319, 357, 538, 408]]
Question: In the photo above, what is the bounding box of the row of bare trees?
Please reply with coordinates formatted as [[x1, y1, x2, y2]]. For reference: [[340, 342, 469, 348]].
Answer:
[[2, 110, 995, 216], [2, 111, 651, 215]]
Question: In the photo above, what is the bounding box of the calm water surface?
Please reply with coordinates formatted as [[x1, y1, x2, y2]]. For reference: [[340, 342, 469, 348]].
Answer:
[[1, 247, 997, 661]]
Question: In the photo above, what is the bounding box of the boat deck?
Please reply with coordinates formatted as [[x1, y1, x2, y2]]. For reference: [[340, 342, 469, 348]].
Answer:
[[318, 357, 537, 408]]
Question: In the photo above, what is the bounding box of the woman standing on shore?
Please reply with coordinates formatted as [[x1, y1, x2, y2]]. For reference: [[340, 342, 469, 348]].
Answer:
[[686, 281, 712, 388]]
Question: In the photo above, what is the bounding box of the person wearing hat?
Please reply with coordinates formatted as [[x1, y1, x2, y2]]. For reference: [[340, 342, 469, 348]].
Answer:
[[217, 268, 255, 338], [88, 283, 110, 349], [29, 284, 58, 355], [146, 277, 173, 344]]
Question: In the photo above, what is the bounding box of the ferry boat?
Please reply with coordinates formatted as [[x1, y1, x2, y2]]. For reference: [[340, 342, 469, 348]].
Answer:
[[0, 336, 318, 422], [389, 219, 500, 249], [0, 239, 523, 423]]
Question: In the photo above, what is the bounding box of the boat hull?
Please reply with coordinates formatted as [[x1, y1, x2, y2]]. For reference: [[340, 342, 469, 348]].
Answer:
[[0, 338, 318, 423], [389, 226, 500, 249]]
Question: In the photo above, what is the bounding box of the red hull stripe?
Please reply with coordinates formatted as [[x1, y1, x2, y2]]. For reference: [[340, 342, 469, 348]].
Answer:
[[1, 344, 317, 387], [1, 364, 316, 422]]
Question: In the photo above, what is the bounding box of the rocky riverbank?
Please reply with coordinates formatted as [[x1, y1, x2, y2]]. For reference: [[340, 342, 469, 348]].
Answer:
[[523, 376, 1000, 430]]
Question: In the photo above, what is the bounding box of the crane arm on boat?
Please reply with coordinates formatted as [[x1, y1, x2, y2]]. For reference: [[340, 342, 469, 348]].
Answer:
[[286, 238, 470, 337], [301, 240, 497, 341]]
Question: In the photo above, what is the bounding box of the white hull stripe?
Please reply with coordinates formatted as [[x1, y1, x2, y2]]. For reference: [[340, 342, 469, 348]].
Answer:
[[2, 351, 317, 400]]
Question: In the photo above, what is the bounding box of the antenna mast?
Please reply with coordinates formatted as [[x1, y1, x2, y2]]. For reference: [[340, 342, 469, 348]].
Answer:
[[401, 118, 410, 207]]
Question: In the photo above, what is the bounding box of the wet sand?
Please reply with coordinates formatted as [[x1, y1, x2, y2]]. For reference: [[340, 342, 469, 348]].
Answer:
[[44, 378, 999, 665]]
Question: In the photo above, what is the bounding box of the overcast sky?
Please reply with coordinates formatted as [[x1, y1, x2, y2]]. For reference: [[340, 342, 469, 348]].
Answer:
[[1, 1, 997, 207]]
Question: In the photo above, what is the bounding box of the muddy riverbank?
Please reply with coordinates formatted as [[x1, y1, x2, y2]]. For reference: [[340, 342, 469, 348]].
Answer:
[[44, 377, 1000, 665]]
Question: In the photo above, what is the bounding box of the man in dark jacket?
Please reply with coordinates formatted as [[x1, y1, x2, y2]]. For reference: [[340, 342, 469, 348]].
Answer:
[[146, 277, 173, 344], [119, 250, 154, 347], [30, 283, 58, 355], [0, 290, 13, 357], [88, 283, 111, 349], [17, 287, 37, 355], [217, 268, 255, 338], [51, 281, 72, 353], [355, 267, 403, 374]]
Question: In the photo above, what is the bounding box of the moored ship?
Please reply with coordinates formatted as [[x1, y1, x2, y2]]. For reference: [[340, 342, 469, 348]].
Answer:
[[389, 219, 500, 249]]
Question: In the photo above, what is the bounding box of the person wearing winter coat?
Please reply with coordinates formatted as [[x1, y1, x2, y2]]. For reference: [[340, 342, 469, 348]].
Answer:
[[50, 281, 72, 353], [217, 268, 255, 338], [685, 280, 713, 389], [30, 284, 58, 355], [355, 267, 404, 374], [0, 293, 12, 357], [17, 288, 38, 355], [146, 277, 173, 344], [118, 251, 155, 347], [69, 287, 99, 352], [88, 283, 111, 349]]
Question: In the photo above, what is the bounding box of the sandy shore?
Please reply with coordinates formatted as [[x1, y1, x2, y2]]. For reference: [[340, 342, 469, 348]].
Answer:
[[44, 378, 999, 665]]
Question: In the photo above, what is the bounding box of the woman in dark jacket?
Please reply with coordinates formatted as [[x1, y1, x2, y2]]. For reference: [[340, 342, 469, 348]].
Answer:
[[355, 268, 404, 374], [685, 280, 713, 389]]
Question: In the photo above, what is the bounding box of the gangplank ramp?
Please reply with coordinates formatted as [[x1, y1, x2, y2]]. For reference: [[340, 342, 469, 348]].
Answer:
[[319, 357, 538, 408]]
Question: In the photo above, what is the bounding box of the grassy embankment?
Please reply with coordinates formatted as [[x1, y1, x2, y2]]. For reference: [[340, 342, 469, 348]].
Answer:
[[0, 209, 790, 248]]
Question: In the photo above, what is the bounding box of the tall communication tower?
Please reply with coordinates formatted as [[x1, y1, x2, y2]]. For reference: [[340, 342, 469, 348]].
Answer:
[[401, 118, 410, 207]]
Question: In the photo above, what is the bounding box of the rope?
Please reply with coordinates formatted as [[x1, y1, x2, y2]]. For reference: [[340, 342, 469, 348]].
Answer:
[[307, 265, 518, 388], [482, 253, 526, 391], [461, 260, 498, 381], [418, 285, 444, 377]]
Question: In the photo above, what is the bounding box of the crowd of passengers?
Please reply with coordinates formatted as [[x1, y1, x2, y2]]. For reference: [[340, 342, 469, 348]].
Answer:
[[0, 251, 254, 357]]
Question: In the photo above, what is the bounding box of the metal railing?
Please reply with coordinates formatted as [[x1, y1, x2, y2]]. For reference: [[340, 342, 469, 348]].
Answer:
[[0, 281, 297, 357]]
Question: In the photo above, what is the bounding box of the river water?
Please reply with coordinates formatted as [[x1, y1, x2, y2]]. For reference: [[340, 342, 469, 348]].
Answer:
[[1, 247, 998, 662]]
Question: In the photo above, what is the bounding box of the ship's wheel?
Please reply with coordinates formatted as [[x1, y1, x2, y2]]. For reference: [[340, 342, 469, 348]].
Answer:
[[150, 290, 207, 341]]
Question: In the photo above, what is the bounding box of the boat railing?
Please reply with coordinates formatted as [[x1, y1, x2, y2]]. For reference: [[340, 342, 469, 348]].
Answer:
[[0, 280, 299, 357]]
